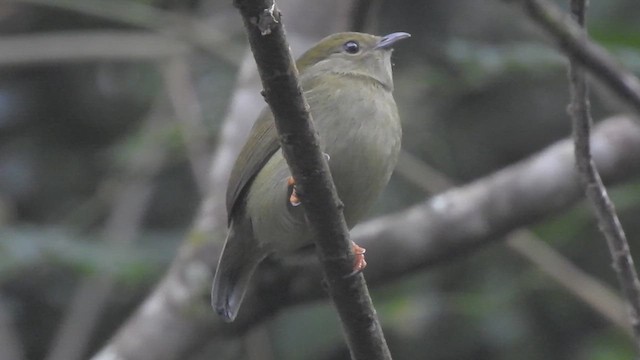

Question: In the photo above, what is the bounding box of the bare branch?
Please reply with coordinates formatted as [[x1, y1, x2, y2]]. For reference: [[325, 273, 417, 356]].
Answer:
[[565, 0, 640, 348], [506, 231, 630, 334], [162, 57, 211, 194], [395, 150, 632, 336], [225, 115, 640, 334], [396, 150, 457, 194], [353, 116, 640, 280], [511, 0, 640, 115], [92, 114, 640, 359], [233, 0, 391, 359]]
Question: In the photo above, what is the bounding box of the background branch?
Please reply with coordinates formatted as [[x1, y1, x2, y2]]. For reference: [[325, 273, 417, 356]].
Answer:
[[566, 0, 640, 347], [162, 57, 211, 194], [67, 110, 640, 359], [224, 115, 640, 334], [395, 150, 632, 336], [233, 0, 391, 359], [506, 230, 630, 334], [512, 0, 640, 115]]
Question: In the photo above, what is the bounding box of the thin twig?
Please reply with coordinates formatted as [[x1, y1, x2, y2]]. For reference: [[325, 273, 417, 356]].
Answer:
[[506, 230, 630, 333], [162, 57, 211, 194], [0, 31, 188, 66], [515, 0, 640, 115], [565, 0, 640, 348], [195, 51, 265, 235], [396, 150, 456, 195], [234, 1, 391, 359]]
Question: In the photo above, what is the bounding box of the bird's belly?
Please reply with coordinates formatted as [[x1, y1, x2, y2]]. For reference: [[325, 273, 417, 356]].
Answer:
[[246, 134, 399, 254], [244, 152, 309, 253], [311, 87, 401, 227], [324, 131, 400, 228], [246, 90, 401, 254]]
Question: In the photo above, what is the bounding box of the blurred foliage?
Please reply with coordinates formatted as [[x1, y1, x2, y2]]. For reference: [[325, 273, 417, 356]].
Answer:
[[0, 227, 178, 279], [1, 0, 640, 359]]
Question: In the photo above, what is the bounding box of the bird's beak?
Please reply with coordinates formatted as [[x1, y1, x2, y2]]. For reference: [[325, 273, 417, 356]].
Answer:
[[375, 32, 411, 50]]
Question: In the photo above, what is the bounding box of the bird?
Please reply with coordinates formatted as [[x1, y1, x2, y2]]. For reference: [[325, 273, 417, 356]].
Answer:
[[212, 31, 410, 322]]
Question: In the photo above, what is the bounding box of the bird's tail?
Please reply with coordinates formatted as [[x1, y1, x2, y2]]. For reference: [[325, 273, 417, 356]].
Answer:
[[211, 219, 266, 322]]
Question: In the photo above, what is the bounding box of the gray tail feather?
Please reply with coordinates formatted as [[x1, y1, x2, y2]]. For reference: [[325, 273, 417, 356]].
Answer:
[[211, 219, 265, 322]]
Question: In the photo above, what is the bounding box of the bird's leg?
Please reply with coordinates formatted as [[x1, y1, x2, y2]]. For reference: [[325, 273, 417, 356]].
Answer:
[[351, 241, 367, 273], [286, 153, 330, 207], [287, 176, 301, 207], [286, 151, 365, 275]]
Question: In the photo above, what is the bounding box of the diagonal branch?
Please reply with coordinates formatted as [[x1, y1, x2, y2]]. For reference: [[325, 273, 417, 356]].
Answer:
[[395, 151, 631, 336], [91, 113, 640, 360], [511, 0, 640, 115], [506, 230, 630, 334], [566, 0, 640, 348], [233, 1, 391, 359], [162, 57, 211, 194]]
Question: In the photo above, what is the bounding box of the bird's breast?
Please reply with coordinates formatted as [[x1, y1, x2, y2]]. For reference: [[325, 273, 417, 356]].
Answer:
[[306, 82, 402, 227]]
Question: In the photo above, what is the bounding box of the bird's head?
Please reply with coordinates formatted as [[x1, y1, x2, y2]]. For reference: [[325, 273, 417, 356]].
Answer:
[[296, 31, 410, 90]]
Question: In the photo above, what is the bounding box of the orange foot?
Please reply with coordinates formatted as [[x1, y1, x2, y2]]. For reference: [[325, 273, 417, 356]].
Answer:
[[287, 176, 301, 206], [287, 153, 329, 207], [351, 241, 367, 273]]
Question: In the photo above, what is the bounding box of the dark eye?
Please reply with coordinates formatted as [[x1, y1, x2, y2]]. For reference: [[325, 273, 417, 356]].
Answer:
[[343, 40, 360, 54]]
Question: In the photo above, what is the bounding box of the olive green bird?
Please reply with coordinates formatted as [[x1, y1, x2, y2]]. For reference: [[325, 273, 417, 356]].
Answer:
[[212, 31, 410, 322]]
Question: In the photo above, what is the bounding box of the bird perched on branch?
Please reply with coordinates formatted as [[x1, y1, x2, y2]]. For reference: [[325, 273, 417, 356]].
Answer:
[[212, 31, 410, 322]]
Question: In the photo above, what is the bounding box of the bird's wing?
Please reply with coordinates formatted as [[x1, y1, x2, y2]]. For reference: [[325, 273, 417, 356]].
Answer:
[[226, 108, 280, 223]]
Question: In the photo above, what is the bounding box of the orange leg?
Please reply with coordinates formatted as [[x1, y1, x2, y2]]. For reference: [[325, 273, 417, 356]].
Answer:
[[287, 176, 301, 206], [287, 153, 329, 207], [351, 241, 367, 273]]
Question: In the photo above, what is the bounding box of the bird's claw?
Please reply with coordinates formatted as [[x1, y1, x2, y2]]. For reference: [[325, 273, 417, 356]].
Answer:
[[345, 241, 367, 277], [287, 176, 301, 206], [287, 153, 329, 207]]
